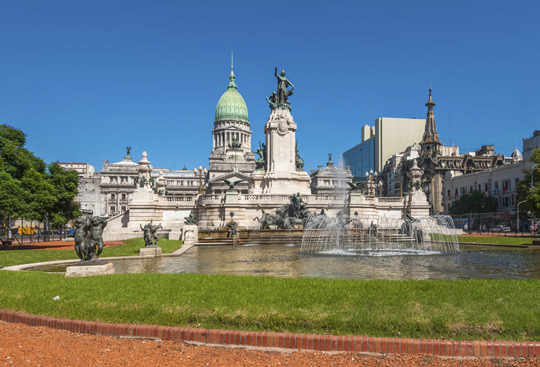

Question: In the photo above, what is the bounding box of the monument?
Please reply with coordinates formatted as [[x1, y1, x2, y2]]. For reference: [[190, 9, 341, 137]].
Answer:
[[251, 67, 311, 195], [66, 214, 114, 277], [139, 220, 163, 256], [101, 65, 433, 242]]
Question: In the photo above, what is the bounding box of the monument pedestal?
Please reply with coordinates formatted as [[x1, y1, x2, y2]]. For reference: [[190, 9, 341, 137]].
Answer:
[[248, 108, 311, 196], [408, 190, 431, 218], [66, 261, 114, 277], [139, 246, 162, 257]]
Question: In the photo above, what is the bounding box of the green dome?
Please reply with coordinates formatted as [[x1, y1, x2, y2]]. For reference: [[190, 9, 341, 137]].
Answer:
[[215, 69, 249, 123]]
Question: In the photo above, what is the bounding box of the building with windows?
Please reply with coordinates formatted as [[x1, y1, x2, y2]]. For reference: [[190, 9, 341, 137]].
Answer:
[[310, 154, 353, 195], [523, 130, 540, 161], [75, 150, 201, 217], [380, 89, 512, 214], [342, 117, 425, 181], [443, 155, 529, 214], [57, 162, 95, 177]]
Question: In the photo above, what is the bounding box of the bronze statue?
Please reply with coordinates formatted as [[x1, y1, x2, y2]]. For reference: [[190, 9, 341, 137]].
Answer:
[[184, 211, 197, 225], [347, 182, 362, 191], [90, 216, 108, 257], [255, 141, 267, 170], [73, 215, 108, 262], [266, 92, 277, 109], [295, 142, 304, 171], [140, 220, 162, 247], [126, 146, 131, 156], [223, 179, 240, 192], [226, 212, 238, 237], [273, 67, 294, 109], [228, 136, 242, 150]]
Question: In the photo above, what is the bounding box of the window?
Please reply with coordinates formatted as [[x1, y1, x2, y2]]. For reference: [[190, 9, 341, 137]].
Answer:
[[121, 193, 126, 200], [110, 206, 116, 215], [121, 206, 126, 212], [111, 193, 115, 200], [502, 179, 510, 193]]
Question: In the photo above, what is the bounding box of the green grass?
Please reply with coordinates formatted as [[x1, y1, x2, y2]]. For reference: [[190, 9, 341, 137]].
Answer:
[[0, 271, 539, 341], [0, 238, 183, 267], [458, 236, 535, 246]]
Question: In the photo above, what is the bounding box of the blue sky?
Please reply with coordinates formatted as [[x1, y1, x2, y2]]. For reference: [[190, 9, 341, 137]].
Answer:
[[1, 0, 539, 172]]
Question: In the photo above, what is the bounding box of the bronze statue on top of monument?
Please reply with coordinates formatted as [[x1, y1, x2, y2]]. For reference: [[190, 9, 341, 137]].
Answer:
[[267, 67, 294, 110]]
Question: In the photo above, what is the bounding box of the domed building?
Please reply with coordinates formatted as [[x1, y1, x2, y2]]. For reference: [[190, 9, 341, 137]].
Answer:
[[207, 63, 255, 194]]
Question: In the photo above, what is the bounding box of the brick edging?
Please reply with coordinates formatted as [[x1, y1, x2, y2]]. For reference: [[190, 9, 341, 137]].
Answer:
[[1, 309, 538, 358]]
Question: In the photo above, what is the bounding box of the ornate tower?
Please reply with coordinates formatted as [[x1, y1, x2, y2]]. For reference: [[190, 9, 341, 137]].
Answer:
[[207, 60, 255, 194], [420, 88, 442, 155], [418, 88, 443, 214]]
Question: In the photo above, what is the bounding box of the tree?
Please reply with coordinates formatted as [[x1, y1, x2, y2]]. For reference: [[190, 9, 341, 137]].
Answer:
[[517, 147, 540, 218], [0, 170, 26, 221], [47, 162, 80, 227], [0, 124, 80, 228], [20, 168, 55, 222], [449, 190, 498, 215], [0, 125, 46, 180]]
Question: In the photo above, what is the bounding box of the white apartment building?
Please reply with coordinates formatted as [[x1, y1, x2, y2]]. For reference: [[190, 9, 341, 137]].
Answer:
[[443, 153, 529, 214]]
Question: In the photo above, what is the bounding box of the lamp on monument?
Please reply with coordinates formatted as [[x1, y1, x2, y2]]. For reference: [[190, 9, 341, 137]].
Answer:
[[194, 166, 208, 194]]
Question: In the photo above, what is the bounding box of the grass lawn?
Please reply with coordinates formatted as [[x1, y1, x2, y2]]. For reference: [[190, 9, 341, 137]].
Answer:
[[0, 271, 539, 341], [0, 238, 183, 267], [458, 236, 535, 246]]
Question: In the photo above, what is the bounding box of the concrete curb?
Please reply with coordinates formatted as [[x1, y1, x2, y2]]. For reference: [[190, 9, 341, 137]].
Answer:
[[0, 309, 538, 359], [2, 244, 194, 272]]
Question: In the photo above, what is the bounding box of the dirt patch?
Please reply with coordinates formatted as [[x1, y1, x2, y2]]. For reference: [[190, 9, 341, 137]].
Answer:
[[1, 321, 539, 366]]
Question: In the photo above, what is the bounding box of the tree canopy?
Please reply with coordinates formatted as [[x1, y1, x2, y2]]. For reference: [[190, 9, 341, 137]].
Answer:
[[0, 124, 80, 227], [448, 190, 498, 215]]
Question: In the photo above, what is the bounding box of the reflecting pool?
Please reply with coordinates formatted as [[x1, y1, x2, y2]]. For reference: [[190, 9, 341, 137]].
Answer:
[[34, 244, 540, 280]]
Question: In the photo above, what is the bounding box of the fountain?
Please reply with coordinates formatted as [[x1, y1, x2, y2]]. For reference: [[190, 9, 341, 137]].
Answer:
[[300, 214, 459, 256]]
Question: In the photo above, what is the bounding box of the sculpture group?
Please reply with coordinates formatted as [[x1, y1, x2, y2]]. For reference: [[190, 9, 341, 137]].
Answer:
[[253, 193, 312, 230], [140, 220, 162, 247], [74, 215, 108, 262]]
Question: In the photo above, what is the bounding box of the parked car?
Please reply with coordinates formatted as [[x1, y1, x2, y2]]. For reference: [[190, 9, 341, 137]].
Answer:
[[490, 225, 511, 233]]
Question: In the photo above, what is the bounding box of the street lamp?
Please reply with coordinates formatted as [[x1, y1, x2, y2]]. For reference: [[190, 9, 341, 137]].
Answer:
[[194, 166, 208, 194], [365, 170, 377, 196], [517, 200, 527, 234], [531, 163, 540, 188]]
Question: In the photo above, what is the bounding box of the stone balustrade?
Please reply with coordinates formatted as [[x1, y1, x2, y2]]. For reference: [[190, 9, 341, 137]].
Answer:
[[378, 197, 404, 203], [166, 196, 193, 202]]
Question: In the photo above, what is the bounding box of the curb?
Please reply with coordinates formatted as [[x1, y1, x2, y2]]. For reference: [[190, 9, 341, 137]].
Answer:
[[1, 309, 538, 358], [1, 244, 193, 272]]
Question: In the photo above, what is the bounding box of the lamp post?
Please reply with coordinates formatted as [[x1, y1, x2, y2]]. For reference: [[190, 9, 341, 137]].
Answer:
[[194, 166, 208, 195], [365, 170, 377, 196], [517, 200, 527, 234], [531, 163, 540, 188]]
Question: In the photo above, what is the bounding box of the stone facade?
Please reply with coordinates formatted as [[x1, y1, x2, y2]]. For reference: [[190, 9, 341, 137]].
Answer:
[[207, 64, 255, 195], [310, 155, 353, 195], [94, 66, 434, 240], [382, 89, 513, 214], [523, 130, 540, 161], [250, 108, 311, 195], [443, 159, 529, 214]]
